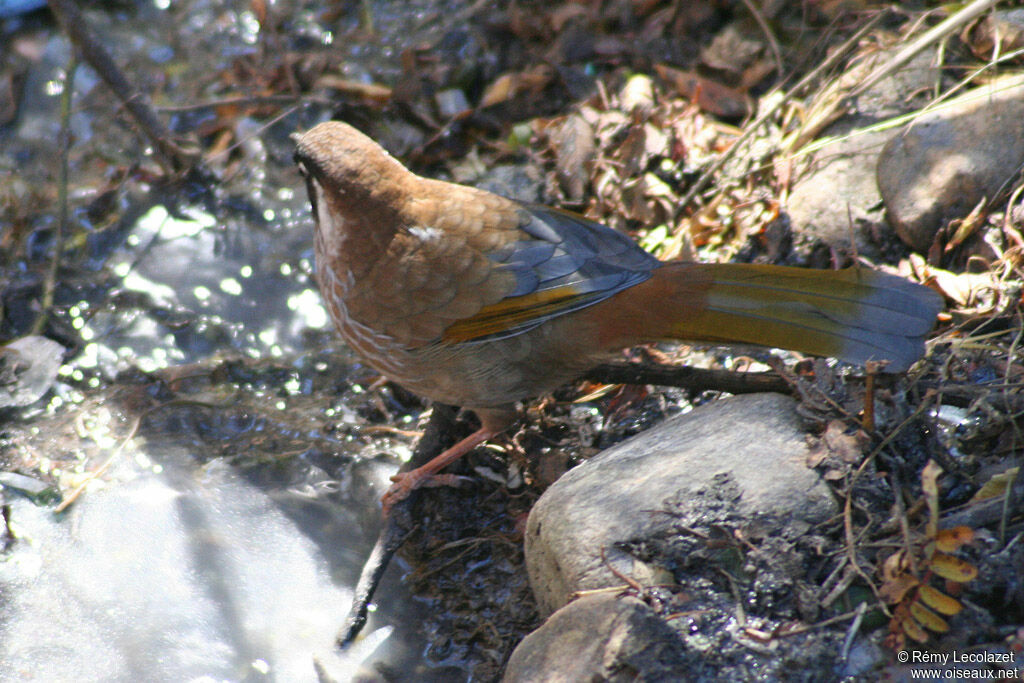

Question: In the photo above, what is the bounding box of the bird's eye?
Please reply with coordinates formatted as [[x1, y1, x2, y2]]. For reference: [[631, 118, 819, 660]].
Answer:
[[301, 176, 321, 219]]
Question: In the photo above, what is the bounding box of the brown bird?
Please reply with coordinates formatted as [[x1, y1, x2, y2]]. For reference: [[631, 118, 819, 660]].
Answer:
[[294, 121, 942, 513]]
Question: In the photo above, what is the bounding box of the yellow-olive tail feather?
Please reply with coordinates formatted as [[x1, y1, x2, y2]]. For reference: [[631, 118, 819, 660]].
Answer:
[[654, 263, 942, 372]]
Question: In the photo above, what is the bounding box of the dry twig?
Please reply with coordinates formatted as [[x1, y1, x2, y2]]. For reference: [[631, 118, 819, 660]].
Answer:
[[47, 0, 200, 173]]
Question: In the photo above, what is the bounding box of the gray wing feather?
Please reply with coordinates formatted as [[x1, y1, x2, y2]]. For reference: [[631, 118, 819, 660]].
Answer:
[[462, 203, 658, 343]]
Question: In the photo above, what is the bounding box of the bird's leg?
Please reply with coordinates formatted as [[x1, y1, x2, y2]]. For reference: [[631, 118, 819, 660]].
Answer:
[[381, 409, 515, 515], [381, 427, 494, 514]]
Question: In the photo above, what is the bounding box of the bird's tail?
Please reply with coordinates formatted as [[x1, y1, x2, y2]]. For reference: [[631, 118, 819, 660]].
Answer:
[[643, 263, 942, 372]]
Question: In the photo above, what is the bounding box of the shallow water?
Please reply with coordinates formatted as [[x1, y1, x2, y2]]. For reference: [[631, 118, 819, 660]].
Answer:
[[1, 0, 471, 680]]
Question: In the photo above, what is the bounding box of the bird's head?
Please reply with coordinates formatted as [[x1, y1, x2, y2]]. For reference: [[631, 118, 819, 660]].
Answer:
[[293, 121, 410, 246]]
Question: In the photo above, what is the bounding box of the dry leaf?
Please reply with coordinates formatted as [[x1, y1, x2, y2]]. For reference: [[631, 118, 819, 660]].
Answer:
[[930, 553, 979, 583], [654, 64, 749, 119], [315, 75, 393, 103], [643, 122, 669, 158], [616, 124, 649, 177], [547, 2, 588, 31], [910, 601, 950, 634], [823, 420, 869, 464], [901, 614, 931, 643], [880, 573, 920, 604], [943, 197, 986, 253], [907, 255, 997, 311], [620, 73, 655, 114], [963, 11, 1024, 59], [921, 460, 943, 539], [934, 526, 975, 553], [700, 23, 763, 75], [882, 548, 908, 581], [479, 73, 519, 108], [968, 467, 1020, 504], [549, 114, 596, 201], [479, 65, 553, 108], [917, 585, 963, 616]]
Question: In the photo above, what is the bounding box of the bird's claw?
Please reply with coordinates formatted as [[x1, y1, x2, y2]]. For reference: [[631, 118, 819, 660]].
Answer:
[[380, 471, 469, 516]]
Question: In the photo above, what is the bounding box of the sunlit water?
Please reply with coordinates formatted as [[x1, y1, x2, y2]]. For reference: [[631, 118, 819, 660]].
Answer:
[[1, 456, 368, 681], [0, 1, 487, 679], [0, 199, 425, 679]]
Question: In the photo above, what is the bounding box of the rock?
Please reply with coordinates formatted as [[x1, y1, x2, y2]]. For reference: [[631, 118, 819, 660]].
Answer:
[[502, 593, 693, 682], [0, 335, 65, 408], [877, 74, 1024, 253], [524, 392, 836, 617], [786, 48, 940, 256], [435, 88, 470, 118]]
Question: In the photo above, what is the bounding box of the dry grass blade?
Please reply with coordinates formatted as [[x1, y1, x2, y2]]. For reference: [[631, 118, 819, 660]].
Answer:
[[677, 11, 887, 210], [848, 0, 1001, 100]]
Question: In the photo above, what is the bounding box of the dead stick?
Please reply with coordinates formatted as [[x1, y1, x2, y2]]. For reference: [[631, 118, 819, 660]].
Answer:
[[586, 362, 791, 395], [33, 54, 76, 336], [335, 516, 413, 648], [47, 0, 198, 173], [336, 404, 461, 647]]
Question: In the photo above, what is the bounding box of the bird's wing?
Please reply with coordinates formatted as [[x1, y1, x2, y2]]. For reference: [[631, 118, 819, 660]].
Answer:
[[440, 203, 658, 344]]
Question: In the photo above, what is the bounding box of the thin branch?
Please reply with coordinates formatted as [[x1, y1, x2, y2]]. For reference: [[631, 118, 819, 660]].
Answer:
[[585, 362, 791, 395], [740, 0, 783, 77], [47, 0, 199, 173], [33, 55, 76, 336], [336, 404, 461, 648]]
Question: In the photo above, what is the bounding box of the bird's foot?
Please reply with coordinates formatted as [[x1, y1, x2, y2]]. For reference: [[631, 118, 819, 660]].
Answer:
[[381, 470, 470, 516]]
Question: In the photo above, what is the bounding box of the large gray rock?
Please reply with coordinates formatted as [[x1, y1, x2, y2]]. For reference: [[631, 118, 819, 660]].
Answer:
[[524, 392, 836, 616], [786, 48, 940, 255], [503, 593, 693, 682], [877, 74, 1024, 253]]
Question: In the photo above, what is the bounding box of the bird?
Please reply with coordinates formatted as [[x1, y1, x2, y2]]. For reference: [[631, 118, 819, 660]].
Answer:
[[293, 120, 943, 514]]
